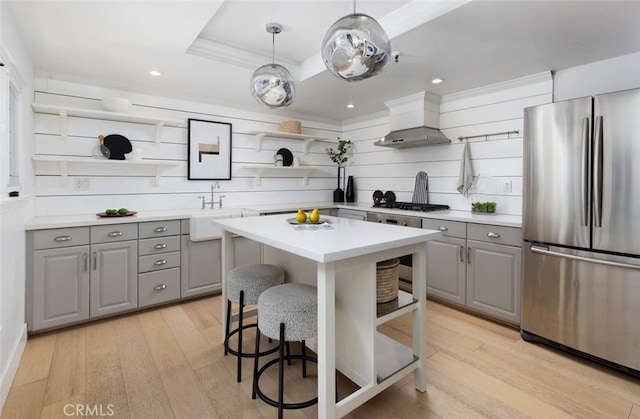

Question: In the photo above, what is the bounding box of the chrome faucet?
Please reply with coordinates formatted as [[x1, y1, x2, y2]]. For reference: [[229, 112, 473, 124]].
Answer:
[[198, 182, 225, 209]]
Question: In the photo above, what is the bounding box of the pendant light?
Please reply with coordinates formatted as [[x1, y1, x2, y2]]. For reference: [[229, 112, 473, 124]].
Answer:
[[250, 23, 295, 108], [321, 0, 391, 81]]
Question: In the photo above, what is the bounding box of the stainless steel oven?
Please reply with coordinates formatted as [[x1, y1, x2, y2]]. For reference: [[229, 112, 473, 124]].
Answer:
[[366, 212, 422, 292]]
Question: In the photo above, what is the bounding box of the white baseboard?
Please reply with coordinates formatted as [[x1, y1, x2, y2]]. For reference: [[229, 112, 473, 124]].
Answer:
[[0, 324, 27, 412]]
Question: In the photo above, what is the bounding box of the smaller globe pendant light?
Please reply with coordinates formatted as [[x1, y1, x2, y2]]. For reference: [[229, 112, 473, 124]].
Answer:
[[250, 23, 295, 108], [321, 1, 391, 82]]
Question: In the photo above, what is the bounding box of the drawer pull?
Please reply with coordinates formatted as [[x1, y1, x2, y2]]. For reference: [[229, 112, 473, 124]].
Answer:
[[154, 226, 167, 233], [154, 243, 167, 249], [107, 231, 123, 237], [459, 246, 464, 263], [437, 226, 448, 232], [84, 253, 88, 272], [467, 247, 471, 264], [153, 284, 167, 291], [487, 232, 501, 238], [154, 259, 167, 266], [54, 235, 72, 242]]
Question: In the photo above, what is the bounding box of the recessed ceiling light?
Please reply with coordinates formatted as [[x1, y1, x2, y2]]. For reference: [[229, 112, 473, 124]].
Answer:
[[149, 70, 162, 77], [347, 103, 355, 109], [431, 78, 444, 84]]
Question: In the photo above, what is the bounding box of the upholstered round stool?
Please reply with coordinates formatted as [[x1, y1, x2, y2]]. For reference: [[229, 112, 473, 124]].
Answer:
[[252, 283, 318, 418], [224, 263, 284, 382]]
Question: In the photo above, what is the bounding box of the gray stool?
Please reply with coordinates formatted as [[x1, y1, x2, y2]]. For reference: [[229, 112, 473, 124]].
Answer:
[[252, 283, 318, 418], [224, 264, 284, 382]]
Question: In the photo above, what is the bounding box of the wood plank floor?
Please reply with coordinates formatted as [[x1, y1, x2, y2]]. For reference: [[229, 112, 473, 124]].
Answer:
[[3, 295, 639, 418]]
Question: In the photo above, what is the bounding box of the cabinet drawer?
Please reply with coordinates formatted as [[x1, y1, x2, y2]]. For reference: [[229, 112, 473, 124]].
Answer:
[[139, 220, 180, 239], [138, 236, 181, 256], [467, 223, 521, 247], [91, 223, 138, 244], [422, 219, 466, 238], [138, 251, 180, 273], [138, 268, 180, 308], [32, 227, 90, 250]]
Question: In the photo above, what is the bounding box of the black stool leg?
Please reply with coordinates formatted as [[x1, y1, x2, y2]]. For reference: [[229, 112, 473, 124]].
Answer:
[[278, 323, 285, 419], [285, 341, 292, 366], [252, 328, 261, 400], [224, 299, 232, 356], [236, 291, 245, 383], [302, 340, 307, 378]]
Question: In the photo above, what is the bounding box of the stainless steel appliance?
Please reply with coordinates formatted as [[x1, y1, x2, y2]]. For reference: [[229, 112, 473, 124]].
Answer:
[[367, 212, 422, 291], [521, 88, 640, 377]]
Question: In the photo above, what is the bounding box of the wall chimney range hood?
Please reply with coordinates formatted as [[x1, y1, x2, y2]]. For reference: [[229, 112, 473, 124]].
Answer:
[[374, 91, 450, 148]]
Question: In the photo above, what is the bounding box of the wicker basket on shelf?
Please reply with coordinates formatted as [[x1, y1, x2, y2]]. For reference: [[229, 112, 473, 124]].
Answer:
[[280, 120, 302, 134], [376, 258, 399, 303]]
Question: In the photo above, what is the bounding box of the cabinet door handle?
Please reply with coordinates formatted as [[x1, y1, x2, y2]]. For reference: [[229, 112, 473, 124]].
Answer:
[[107, 231, 123, 237], [154, 259, 167, 266], [84, 253, 88, 272], [154, 226, 167, 233], [437, 226, 448, 232], [92, 252, 97, 270], [459, 246, 464, 263], [54, 235, 72, 242], [467, 247, 471, 264], [154, 243, 167, 249], [154, 284, 167, 291], [486, 232, 501, 238]]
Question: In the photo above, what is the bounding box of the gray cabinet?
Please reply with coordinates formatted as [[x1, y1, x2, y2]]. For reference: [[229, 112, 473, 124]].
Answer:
[[90, 240, 138, 317], [138, 220, 181, 308], [337, 208, 367, 220], [31, 245, 90, 331], [181, 236, 221, 298], [423, 219, 522, 324]]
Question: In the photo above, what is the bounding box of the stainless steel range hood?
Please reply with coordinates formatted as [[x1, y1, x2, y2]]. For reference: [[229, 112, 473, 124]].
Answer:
[[374, 91, 451, 148]]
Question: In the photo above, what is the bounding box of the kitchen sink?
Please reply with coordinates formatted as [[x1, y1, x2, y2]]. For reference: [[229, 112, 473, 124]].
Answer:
[[189, 209, 258, 241]]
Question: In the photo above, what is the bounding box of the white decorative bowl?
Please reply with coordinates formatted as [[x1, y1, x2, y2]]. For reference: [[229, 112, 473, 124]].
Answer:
[[101, 96, 131, 113]]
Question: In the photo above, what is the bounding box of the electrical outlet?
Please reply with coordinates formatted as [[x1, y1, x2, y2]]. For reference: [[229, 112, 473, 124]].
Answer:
[[74, 178, 90, 191], [502, 180, 512, 193]]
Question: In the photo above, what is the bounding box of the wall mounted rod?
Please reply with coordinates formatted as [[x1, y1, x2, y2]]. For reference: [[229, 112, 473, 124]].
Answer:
[[458, 129, 519, 141]]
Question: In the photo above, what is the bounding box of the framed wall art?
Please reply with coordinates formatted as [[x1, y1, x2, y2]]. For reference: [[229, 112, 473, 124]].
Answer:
[[188, 118, 232, 180]]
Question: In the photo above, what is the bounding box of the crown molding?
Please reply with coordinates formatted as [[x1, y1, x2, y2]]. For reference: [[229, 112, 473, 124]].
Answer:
[[441, 71, 553, 104]]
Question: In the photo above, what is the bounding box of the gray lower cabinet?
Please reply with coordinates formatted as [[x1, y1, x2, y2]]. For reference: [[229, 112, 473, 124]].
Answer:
[[181, 236, 221, 298], [90, 240, 138, 317], [337, 208, 367, 220], [423, 219, 522, 324], [31, 245, 90, 331]]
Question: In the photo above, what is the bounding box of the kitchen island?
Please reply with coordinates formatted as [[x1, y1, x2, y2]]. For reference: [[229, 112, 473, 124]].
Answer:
[[213, 213, 441, 418]]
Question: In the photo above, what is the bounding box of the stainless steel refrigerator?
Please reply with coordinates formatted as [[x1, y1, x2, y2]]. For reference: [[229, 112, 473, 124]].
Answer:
[[521, 87, 640, 377]]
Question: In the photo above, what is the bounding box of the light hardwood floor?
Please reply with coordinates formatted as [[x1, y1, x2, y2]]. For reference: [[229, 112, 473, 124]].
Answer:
[[3, 295, 639, 418]]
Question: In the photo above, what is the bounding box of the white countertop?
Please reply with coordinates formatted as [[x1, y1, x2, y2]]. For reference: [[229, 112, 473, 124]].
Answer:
[[25, 201, 521, 230], [213, 213, 441, 263]]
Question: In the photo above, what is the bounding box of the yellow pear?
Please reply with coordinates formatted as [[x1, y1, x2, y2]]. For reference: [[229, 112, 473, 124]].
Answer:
[[309, 208, 320, 223], [296, 208, 307, 223]]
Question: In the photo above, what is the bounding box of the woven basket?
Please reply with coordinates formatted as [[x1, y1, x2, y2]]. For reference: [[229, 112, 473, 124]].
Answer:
[[376, 258, 399, 303], [280, 120, 302, 134]]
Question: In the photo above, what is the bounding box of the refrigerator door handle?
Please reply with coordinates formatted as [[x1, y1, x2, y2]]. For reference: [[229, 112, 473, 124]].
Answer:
[[580, 117, 590, 227], [530, 244, 640, 270], [593, 115, 604, 227]]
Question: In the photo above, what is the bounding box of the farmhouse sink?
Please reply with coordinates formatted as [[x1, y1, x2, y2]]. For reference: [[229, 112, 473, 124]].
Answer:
[[189, 209, 258, 241]]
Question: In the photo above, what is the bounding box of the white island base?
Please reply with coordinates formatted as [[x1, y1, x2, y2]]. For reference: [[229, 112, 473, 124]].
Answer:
[[214, 214, 437, 418]]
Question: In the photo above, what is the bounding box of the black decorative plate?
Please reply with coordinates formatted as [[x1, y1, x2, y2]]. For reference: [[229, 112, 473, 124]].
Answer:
[[384, 190, 396, 203], [276, 148, 294, 166], [373, 190, 384, 204], [103, 134, 133, 160]]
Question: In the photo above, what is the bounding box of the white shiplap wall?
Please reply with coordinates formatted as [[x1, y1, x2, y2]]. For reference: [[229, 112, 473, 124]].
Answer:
[[32, 79, 342, 216], [342, 72, 553, 215]]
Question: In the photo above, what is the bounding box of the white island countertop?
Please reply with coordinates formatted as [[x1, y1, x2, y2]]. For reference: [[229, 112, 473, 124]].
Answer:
[[214, 213, 438, 418], [212, 213, 439, 263]]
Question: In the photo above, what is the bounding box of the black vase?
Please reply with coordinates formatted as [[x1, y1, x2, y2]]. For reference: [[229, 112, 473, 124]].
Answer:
[[333, 167, 345, 203], [346, 176, 356, 202]]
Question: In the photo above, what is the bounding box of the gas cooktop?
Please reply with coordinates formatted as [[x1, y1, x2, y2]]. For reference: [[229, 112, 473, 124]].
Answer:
[[372, 202, 450, 212]]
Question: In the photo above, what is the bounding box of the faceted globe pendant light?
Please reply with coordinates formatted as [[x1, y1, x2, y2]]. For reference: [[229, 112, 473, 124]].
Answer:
[[321, 7, 391, 82], [250, 23, 295, 108]]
